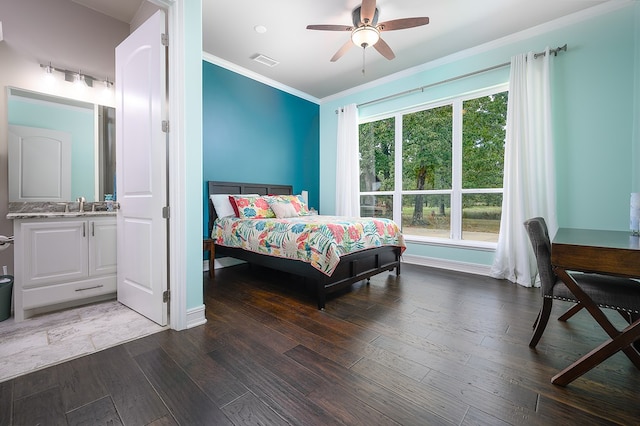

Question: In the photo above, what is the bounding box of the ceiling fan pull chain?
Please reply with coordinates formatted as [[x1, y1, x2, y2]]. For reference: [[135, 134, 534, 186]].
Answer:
[[362, 47, 366, 76]]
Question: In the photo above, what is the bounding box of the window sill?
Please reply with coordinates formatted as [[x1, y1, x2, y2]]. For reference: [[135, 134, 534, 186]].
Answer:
[[404, 235, 497, 252]]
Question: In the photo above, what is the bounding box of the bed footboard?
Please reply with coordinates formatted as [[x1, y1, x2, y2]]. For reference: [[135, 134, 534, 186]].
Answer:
[[314, 246, 401, 309], [214, 244, 401, 309]]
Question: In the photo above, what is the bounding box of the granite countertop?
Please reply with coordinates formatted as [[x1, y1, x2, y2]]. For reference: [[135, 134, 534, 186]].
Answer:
[[7, 201, 118, 220]]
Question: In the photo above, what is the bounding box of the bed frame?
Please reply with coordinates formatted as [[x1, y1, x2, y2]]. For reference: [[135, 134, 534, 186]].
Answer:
[[208, 181, 402, 309]]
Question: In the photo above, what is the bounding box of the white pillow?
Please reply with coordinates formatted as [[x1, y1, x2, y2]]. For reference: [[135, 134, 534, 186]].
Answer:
[[210, 194, 258, 218], [270, 201, 299, 219]]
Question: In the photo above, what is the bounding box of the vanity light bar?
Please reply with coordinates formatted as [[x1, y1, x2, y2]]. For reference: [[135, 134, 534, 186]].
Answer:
[[40, 63, 113, 89]]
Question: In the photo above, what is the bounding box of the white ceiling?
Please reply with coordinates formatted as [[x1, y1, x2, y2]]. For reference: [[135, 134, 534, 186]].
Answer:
[[73, 0, 609, 100]]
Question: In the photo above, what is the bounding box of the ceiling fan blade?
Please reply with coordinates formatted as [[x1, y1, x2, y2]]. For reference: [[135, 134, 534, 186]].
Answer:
[[378, 17, 430, 31], [360, 0, 377, 24], [306, 24, 352, 31], [374, 37, 395, 60], [330, 40, 354, 62]]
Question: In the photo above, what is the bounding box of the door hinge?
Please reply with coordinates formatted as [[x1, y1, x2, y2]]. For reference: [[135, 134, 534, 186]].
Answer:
[[161, 33, 168, 46], [162, 206, 170, 219], [162, 120, 169, 133], [163, 290, 170, 303]]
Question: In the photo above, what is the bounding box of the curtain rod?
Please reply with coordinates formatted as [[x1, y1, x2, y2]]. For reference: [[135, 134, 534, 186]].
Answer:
[[337, 44, 568, 113], [534, 43, 567, 59]]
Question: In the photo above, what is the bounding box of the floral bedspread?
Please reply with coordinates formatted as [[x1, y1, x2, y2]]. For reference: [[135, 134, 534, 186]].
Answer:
[[213, 215, 406, 276]]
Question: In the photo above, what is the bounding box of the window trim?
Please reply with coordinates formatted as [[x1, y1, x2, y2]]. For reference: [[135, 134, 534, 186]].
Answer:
[[359, 83, 508, 249]]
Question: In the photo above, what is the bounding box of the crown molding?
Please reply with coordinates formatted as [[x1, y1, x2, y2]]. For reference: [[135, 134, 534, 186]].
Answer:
[[202, 52, 321, 105], [200, 0, 632, 106]]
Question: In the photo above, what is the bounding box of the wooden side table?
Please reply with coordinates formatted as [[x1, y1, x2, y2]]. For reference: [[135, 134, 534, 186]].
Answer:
[[203, 238, 215, 277]]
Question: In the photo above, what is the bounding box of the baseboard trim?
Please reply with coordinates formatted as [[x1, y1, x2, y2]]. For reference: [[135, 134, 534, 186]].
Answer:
[[186, 304, 206, 328], [204, 255, 492, 277], [401, 254, 492, 277], [203, 257, 247, 272]]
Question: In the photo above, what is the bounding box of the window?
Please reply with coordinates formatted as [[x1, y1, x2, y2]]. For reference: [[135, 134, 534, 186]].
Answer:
[[359, 86, 508, 245]]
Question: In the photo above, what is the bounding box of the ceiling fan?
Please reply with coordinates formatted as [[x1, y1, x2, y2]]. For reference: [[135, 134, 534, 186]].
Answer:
[[306, 0, 429, 62]]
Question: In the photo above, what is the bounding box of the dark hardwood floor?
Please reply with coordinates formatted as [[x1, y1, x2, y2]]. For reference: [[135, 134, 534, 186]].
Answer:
[[1, 262, 639, 425]]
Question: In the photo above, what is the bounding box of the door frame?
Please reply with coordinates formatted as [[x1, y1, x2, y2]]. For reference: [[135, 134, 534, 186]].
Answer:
[[150, 0, 199, 331]]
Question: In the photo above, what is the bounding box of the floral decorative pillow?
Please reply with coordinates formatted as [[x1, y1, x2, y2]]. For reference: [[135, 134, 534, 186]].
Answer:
[[211, 193, 258, 218], [268, 194, 310, 217], [231, 195, 275, 219]]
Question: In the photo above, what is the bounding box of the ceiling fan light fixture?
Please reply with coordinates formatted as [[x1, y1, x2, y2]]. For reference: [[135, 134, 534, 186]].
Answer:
[[351, 25, 379, 48]]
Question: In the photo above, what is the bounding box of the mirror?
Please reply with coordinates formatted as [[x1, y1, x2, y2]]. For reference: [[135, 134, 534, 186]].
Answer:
[[7, 87, 115, 203]]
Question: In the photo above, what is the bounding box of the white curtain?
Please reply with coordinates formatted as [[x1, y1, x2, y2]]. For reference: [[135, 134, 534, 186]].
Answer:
[[335, 104, 360, 217], [490, 49, 558, 287]]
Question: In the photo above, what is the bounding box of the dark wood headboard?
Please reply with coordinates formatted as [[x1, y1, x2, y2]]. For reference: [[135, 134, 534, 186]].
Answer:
[[207, 181, 293, 237]]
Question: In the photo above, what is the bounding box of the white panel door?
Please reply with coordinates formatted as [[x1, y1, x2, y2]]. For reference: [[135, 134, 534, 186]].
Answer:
[[8, 125, 71, 202], [115, 10, 167, 325]]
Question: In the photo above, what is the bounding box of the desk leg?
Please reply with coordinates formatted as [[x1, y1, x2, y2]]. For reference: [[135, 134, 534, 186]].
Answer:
[[552, 318, 640, 386], [553, 267, 640, 383]]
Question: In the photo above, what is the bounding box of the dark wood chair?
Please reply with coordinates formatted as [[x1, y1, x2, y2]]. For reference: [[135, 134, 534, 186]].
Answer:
[[523, 217, 640, 348]]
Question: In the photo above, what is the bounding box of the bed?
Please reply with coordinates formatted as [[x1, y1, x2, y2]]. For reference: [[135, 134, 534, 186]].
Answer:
[[208, 181, 405, 309]]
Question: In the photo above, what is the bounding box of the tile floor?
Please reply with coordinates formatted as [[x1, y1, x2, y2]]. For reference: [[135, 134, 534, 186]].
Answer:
[[0, 299, 167, 383]]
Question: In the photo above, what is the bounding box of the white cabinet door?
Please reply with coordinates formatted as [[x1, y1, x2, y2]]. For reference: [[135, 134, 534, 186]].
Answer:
[[14, 217, 118, 321], [21, 220, 87, 288], [89, 218, 117, 276]]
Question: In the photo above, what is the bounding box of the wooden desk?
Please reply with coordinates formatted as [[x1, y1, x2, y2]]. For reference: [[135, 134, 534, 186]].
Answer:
[[203, 238, 215, 278], [551, 228, 640, 386]]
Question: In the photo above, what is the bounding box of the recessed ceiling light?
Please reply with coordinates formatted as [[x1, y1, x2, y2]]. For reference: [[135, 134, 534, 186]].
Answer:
[[254, 25, 267, 34]]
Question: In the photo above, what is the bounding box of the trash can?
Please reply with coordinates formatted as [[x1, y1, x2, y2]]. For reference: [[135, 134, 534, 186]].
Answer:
[[0, 275, 13, 322]]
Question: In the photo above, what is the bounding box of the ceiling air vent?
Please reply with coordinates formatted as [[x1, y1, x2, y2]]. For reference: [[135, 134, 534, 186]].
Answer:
[[252, 54, 279, 68]]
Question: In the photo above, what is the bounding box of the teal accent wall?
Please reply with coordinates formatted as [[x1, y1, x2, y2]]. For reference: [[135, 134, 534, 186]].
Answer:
[[202, 61, 320, 236], [8, 98, 95, 201], [318, 2, 640, 267]]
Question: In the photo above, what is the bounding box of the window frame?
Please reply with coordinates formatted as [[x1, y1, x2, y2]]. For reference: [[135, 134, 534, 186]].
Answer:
[[358, 84, 508, 249]]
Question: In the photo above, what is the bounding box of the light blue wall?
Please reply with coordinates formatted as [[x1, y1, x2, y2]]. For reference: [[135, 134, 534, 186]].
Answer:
[[201, 61, 320, 236], [184, 0, 205, 312], [633, 2, 640, 193], [8, 98, 95, 201], [319, 2, 640, 267]]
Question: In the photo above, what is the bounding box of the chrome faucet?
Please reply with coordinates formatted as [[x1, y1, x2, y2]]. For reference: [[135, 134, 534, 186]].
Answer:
[[76, 196, 86, 213]]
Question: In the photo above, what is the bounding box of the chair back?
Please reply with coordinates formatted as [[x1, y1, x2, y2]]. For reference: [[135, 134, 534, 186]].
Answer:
[[523, 217, 556, 297]]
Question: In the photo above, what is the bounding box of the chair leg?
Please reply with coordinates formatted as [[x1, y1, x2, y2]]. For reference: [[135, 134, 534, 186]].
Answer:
[[530, 298, 553, 348], [558, 303, 583, 322], [532, 309, 541, 329]]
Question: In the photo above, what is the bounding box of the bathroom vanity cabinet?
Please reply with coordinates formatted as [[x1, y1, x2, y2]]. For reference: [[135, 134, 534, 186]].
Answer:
[[12, 215, 117, 321]]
